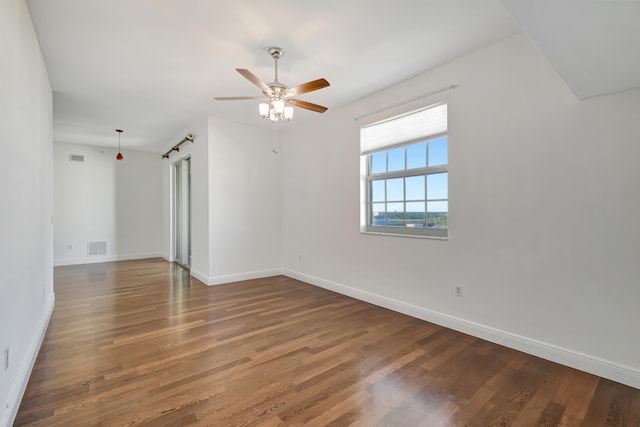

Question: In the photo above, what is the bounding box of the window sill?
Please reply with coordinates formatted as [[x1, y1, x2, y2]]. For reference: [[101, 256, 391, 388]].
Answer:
[[360, 230, 448, 240]]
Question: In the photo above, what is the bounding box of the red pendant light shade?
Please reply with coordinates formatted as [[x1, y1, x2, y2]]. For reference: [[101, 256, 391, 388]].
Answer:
[[115, 129, 124, 161]]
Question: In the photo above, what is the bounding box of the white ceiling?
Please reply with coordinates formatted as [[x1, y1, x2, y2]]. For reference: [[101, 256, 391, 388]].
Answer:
[[500, 0, 640, 100], [25, 0, 640, 153]]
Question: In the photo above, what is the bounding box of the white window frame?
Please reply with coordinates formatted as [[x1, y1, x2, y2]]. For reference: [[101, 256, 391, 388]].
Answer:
[[360, 103, 448, 239]]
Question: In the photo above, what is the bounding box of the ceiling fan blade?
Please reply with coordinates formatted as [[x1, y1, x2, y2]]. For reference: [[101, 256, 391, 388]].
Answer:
[[288, 98, 328, 113], [287, 78, 330, 97], [236, 68, 271, 94], [214, 96, 263, 100]]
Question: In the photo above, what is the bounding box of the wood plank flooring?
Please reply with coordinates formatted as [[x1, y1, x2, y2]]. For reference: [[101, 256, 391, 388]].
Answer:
[[14, 258, 640, 426]]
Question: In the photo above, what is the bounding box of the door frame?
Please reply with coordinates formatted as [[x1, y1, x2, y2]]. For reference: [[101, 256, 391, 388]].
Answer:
[[172, 156, 191, 269]]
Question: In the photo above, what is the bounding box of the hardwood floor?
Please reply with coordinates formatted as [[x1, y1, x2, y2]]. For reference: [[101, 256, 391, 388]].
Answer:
[[14, 259, 640, 426]]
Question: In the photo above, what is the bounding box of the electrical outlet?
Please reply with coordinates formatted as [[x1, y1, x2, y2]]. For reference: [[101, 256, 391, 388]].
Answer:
[[455, 285, 463, 297], [3, 347, 9, 371], [298, 255, 302, 262], [67, 243, 73, 250]]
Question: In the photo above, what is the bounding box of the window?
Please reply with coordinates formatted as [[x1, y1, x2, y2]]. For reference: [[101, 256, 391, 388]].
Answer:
[[361, 103, 448, 238]]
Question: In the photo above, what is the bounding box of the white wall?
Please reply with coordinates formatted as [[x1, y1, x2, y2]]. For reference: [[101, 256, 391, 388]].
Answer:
[[54, 142, 163, 265], [281, 33, 640, 387], [0, 0, 54, 425], [207, 117, 281, 284], [159, 116, 280, 285]]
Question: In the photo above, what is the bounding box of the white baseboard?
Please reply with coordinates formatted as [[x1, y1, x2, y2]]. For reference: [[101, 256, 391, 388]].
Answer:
[[54, 252, 164, 266], [189, 268, 209, 285], [203, 268, 284, 286], [2, 292, 55, 427], [282, 268, 640, 390]]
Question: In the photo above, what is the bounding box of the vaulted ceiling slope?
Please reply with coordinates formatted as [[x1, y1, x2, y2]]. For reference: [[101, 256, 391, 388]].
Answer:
[[25, 1, 639, 152], [500, 0, 640, 100]]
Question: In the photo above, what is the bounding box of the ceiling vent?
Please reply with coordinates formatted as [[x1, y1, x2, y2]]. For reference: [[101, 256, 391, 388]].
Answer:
[[69, 153, 85, 162]]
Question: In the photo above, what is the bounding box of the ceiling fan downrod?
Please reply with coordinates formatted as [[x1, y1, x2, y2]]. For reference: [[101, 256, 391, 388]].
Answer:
[[268, 47, 284, 84]]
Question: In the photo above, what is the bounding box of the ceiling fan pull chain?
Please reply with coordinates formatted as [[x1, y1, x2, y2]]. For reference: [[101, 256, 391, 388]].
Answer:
[[272, 120, 279, 155]]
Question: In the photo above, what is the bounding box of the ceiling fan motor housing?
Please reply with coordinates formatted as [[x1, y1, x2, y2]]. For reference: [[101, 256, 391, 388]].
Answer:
[[268, 47, 284, 59]]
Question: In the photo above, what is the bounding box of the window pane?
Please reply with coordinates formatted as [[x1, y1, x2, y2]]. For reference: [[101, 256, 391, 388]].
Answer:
[[371, 203, 386, 226], [386, 202, 404, 227], [427, 201, 448, 229], [428, 136, 448, 166], [387, 147, 405, 172], [371, 180, 385, 202], [386, 178, 404, 201], [405, 175, 425, 201], [407, 142, 426, 169], [406, 202, 425, 228], [371, 151, 386, 174], [427, 172, 448, 200]]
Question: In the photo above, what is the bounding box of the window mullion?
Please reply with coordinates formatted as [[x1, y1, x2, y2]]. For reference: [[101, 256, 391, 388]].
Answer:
[[404, 148, 408, 226], [426, 165, 447, 175], [370, 169, 425, 181], [423, 142, 428, 228], [403, 177, 406, 226]]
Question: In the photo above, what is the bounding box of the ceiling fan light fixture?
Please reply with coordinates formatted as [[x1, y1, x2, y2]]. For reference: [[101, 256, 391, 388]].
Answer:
[[273, 99, 284, 115], [283, 105, 294, 121], [261, 99, 292, 123], [259, 103, 270, 118]]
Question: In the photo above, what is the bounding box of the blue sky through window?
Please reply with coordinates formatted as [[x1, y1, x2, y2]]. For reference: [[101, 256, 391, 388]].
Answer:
[[406, 176, 424, 200], [428, 137, 447, 166], [371, 151, 386, 174], [386, 178, 403, 201], [407, 142, 426, 169], [371, 137, 447, 174], [372, 180, 385, 202], [427, 173, 448, 200], [369, 137, 448, 228], [388, 147, 404, 172]]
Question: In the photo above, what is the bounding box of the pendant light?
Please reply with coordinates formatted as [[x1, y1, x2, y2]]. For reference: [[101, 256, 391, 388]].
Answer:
[[115, 129, 124, 161]]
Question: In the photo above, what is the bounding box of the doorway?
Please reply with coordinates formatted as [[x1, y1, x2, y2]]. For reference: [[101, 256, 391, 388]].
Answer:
[[173, 157, 191, 269]]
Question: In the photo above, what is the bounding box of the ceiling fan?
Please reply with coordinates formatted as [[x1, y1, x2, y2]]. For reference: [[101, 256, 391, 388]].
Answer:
[[215, 47, 330, 122]]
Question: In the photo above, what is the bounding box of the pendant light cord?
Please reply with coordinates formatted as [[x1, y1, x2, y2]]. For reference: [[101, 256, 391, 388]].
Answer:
[[115, 129, 124, 160]]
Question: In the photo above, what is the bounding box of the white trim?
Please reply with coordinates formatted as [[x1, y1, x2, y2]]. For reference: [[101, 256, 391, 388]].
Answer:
[[3, 293, 55, 427], [282, 269, 640, 389], [203, 269, 284, 286], [54, 252, 164, 266], [189, 268, 209, 285], [360, 230, 448, 240]]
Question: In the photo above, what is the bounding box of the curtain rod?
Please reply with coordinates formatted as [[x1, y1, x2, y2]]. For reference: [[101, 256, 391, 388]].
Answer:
[[162, 133, 194, 159], [354, 84, 459, 122]]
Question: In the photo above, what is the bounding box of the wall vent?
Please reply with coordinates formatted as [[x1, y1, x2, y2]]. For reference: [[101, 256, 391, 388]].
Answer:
[[69, 153, 85, 162], [88, 241, 107, 256]]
